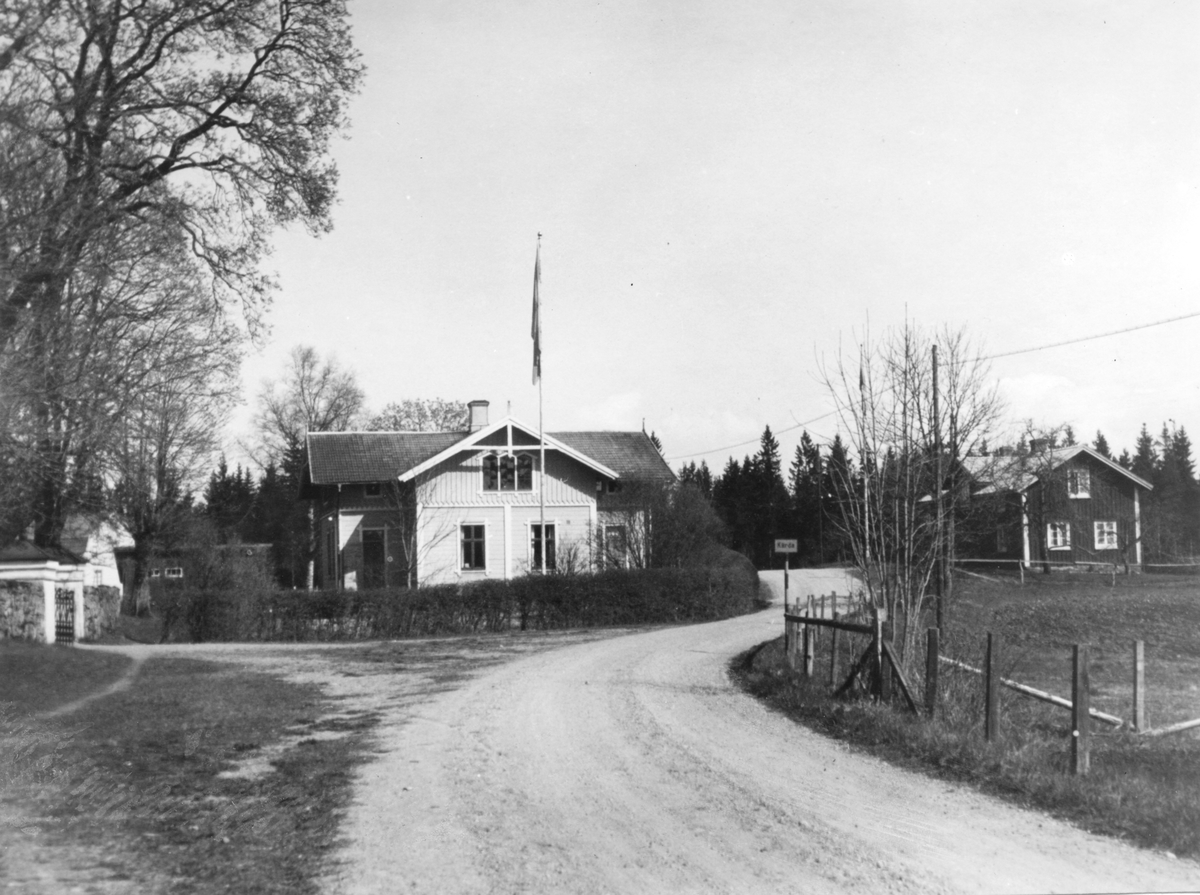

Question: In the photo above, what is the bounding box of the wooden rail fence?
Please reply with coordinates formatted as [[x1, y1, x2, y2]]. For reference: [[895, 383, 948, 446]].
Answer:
[[782, 597, 1200, 777]]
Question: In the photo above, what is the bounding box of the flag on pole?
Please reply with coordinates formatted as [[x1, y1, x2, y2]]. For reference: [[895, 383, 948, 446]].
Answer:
[[531, 239, 542, 385]]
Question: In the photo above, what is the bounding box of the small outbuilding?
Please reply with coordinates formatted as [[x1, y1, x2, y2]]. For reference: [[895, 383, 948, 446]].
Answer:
[[0, 541, 88, 643]]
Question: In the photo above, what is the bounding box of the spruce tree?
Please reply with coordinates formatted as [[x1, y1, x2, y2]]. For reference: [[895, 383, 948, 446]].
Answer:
[[1093, 430, 1111, 458]]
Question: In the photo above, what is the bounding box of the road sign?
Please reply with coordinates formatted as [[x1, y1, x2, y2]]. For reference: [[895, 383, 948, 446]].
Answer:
[[774, 539, 798, 553]]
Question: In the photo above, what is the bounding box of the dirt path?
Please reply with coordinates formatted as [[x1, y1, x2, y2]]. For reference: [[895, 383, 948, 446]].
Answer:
[[328, 570, 1200, 895]]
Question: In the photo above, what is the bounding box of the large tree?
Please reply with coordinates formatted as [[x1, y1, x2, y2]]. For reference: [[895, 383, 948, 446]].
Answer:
[[0, 0, 362, 547], [365, 399, 469, 432]]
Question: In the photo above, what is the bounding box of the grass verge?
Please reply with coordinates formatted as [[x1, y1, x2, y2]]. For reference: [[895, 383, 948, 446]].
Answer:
[[0, 640, 134, 714], [1, 653, 377, 894], [734, 573, 1200, 861]]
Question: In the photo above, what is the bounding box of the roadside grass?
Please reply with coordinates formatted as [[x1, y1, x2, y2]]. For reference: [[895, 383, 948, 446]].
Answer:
[[734, 572, 1200, 860], [0, 640, 133, 714], [1, 653, 377, 894]]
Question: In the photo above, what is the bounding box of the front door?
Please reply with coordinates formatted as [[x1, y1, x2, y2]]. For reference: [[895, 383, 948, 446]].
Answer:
[[362, 529, 386, 589]]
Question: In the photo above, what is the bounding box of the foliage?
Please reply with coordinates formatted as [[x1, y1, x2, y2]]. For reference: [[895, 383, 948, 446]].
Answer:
[[364, 398, 469, 432], [0, 0, 362, 548], [156, 565, 760, 643]]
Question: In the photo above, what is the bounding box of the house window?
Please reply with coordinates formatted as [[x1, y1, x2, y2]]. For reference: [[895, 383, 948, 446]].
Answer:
[[1095, 520, 1118, 550], [1047, 522, 1071, 550], [150, 568, 162, 578], [604, 524, 628, 568], [364, 483, 381, 498], [461, 524, 486, 570], [482, 452, 534, 492], [530, 523, 556, 572], [1067, 468, 1090, 498], [94, 570, 103, 586], [165, 567, 184, 578]]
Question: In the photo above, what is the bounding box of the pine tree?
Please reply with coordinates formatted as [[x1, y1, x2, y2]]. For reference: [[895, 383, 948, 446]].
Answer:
[[1093, 430, 1111, 458], [1132, 424, 1157, 482]]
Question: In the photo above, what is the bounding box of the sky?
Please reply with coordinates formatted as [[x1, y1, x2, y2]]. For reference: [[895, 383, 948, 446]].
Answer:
[[231, 0, 1200, 474]]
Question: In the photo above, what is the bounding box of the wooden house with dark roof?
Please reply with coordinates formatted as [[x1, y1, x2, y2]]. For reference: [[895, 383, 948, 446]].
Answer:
[[963, 444, 1152, 571], [301, 400, 675, 588]]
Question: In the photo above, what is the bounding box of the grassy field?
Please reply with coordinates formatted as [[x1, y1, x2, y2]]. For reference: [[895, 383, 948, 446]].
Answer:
[[0, 647, 376, 894], [735, 571, 1200, 860]]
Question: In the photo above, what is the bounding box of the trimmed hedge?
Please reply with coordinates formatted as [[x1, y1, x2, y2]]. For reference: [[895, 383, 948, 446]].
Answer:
[[164, 564, 760, 642]]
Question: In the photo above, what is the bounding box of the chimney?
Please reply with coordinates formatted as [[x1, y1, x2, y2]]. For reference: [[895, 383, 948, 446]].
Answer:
[[468, 400, 489, 432]]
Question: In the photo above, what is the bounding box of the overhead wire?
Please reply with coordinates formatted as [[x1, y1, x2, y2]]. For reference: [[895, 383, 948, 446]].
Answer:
[[668, 308, 1200, 464]]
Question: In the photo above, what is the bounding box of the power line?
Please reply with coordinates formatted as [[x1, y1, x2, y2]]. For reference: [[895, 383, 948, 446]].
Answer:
[[982, 309, 1200, 360], [666, 410, 837, 462], [668, 308, 1200, 464]]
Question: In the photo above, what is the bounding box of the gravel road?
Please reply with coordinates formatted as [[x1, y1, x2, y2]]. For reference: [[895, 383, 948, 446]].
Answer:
[[328, 569, 1200, 895]]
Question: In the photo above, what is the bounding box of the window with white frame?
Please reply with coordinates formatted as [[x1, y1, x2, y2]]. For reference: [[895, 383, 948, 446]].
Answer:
[[1067, 467, 1090, 498], [150, 568, 162, 578], [461, 524, 486, 570], [482, 452, 534, 492], [165, 567, 184, 578], [1047, 521, 1071, 550], [1094, 520, 1118, 550], [530, 523, 556, 571]]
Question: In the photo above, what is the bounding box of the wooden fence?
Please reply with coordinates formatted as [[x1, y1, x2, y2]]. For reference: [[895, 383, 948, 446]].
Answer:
[[783, 597, 1200, 776]]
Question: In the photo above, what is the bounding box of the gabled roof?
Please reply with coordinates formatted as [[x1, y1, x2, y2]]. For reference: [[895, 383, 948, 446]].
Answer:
[[0, 541, 88, 565], [964, 444, 1152, 494], [306, 431, 463, 485], [304, 419, 675, 487], [552, 431, 675, 482]]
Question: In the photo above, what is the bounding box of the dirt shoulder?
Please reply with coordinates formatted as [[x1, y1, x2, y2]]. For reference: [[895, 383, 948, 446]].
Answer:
[[328, 570, 1200, 894]]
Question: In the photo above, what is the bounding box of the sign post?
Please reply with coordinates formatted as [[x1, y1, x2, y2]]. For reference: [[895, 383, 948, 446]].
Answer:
[[774, 539, 798, 610]]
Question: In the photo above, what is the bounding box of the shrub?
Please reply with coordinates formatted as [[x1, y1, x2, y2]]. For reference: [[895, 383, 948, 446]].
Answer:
[[163, 564, 759, 643]]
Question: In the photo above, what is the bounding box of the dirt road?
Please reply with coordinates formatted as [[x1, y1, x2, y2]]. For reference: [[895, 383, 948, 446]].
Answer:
[[329, 570, 1200, 894]]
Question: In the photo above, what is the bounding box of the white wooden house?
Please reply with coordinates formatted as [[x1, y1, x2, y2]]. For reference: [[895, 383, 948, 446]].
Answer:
[[300, 401, 675, 588]]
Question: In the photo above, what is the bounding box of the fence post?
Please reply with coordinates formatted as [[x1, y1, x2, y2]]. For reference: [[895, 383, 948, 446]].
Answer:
[[808, 595, 817, 644], [1072, 645, 1090, 775], [803, 609, 814, 678], [925, 628, 939, 718], [829, 611, 840, 686], [1133, 640, 1145, 733], [985, 632, 1000, 742], [786, 618, 797, 671], [878, 609, 888, 700]]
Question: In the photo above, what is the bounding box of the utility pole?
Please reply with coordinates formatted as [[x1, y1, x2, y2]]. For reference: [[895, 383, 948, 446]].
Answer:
[[933, 345, 944, 631]]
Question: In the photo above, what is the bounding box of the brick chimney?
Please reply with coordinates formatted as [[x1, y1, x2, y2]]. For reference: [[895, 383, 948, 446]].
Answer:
[[468, 400, 489, 432]]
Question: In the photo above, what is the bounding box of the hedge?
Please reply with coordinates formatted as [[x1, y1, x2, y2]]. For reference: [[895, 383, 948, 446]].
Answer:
[[161, 563, 760, 643]]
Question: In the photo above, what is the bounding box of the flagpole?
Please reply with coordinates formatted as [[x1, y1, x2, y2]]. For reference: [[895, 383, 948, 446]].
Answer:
[[533, 234, 546, 573]]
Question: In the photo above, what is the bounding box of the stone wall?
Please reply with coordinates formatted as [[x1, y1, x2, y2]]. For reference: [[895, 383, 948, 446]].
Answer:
[[83, 585, 121, 642], [0, 581, 45, 641]]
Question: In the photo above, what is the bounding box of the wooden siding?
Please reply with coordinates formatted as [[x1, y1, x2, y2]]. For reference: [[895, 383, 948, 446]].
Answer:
[[1026, 454, 1140, 566], [419, 449, 599, 508]]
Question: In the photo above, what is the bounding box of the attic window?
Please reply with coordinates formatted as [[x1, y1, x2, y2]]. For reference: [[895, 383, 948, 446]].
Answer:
[[1067, 468, 1090, 498], [482, 452, 534, 492]]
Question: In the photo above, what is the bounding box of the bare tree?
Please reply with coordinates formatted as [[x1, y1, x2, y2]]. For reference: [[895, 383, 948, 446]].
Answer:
[[821, 323, 1004, 669], [254, 345, 364, 587], [366, 399, 469, 432], [379, 478, 456, 588], [108, 381, 227, 614]]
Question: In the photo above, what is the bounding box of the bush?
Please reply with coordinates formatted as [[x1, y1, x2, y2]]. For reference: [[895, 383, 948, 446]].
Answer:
[[161, 564, 760, 643]]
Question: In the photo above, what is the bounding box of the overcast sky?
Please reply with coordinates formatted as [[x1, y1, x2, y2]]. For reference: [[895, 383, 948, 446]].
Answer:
[[232, 0, 1200, 472]]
